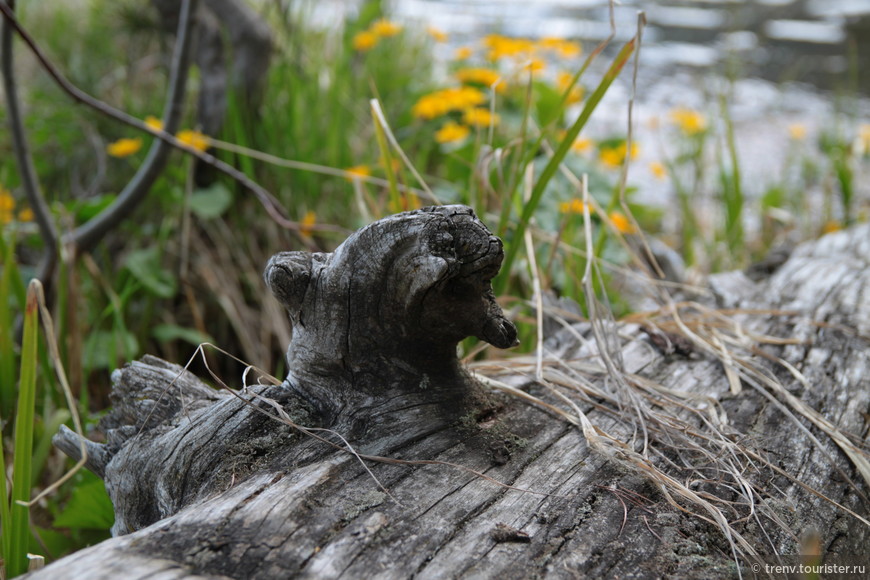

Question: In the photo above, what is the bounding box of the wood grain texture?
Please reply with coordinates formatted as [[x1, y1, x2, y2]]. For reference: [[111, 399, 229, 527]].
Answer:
[[43, 219, 870, 579]]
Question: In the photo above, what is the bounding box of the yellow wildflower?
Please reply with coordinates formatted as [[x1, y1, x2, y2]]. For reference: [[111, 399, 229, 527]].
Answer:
[[455, 67, 504, 92], [462, 107, 500, 128], [427, 26, 448, 43], [0, 188, 12, 225], [610, 212, 637, 234], [559, 198, 587, 215], [454, 46, 473, 60], [177, 129, 210, 152], [821, 221, 841, 234], [859, 124, 870, 154], [538, 37, 581, 59], [556, 41, 581, 59], [370, 19, 402, 37], [599, 147, 623, 169], [106, 137, 143, 158], [435, 121, 471, 144], [144, 115, 164, 132], [484, 34, 534, 61], [300, 210, 317, 238], [571, 137, 593, 154], [649, 161, 667, 179], [670, 108, 706, 136], [599, 142, 639, 169], [345, 165, 371, 180], [18, 207, 34, 222], [557, 72, 584, 104], [412, 87, 487, 120], [788, 124, 807, 140], [353, 31, 379, 51], [0, 187, 14, 211], [520, 58, 546, 75]]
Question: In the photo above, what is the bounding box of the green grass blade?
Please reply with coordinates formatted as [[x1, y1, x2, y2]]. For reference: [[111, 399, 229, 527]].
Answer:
[[7, 280, 40, 578], [371, 99, 401, 214], [0, 230, 21, 416], [496, 36, 637, 296], [0, 400, 10, 578], [720, 95, 744, 260]]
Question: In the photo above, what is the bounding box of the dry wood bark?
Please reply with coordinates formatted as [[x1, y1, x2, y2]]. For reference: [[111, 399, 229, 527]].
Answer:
[[43, 211, 870, 579]]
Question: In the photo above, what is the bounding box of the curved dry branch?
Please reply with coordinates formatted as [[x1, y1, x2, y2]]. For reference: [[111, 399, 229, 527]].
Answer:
[[69, 0, 199, 254], [1, 0, 58, 280], [0, 0, 301, 250]]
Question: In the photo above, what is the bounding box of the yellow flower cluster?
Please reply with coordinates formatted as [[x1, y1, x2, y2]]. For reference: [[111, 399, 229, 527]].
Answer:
[[353, 18, 403, 52], [599, 142, 639, 169], [609, 212, 637, 234], [427, 26, 448, 43], [177, 129, 210, 152], [538, 37, 582, 59], [670, 108, 707, 136], [412, 86, 487, 120], [106, 117, 210, 158], [649, 161, 667, 179], [299, 210, 317, 239], [788, 124, 807, 141], [454, 46, 473, 60], [571, 137, 593, 154], [435, 121, 470, 144], [106, 137, 143, 158], [483, 34, 535, 61], [455, 68, 504, 92], [482, 34, 581, 62], [462, 108, 499, 128], [559, 198, 587, 214], [557, 72, 584, 104], [345, 165, 371, 180], [0, 186, 34, 225]]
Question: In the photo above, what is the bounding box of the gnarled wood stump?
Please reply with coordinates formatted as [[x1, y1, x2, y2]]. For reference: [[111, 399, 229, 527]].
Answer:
[[44, 211, 870, 579]]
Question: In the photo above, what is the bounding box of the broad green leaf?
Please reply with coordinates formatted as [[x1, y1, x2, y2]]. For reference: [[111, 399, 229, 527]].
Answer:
[[188, 182, 233, 220], [124, 247, 177, 298], [83, 330, 139, 371], [52, 473, 115, 530]]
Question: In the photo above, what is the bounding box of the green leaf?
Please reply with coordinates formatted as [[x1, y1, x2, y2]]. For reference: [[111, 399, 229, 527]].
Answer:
[[188, 182, 233, 220], [6, 281, 41, 578], [52, 472, 115, 530], [153, 324, 213, 346], [124, 247, 177, 298], [83, 330, 139, 370], [69, 194, 116, 222], [533, 81, 563, 127]]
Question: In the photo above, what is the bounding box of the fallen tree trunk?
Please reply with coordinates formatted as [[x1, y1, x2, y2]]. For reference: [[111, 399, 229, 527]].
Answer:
[[42, 210, 869, 579]]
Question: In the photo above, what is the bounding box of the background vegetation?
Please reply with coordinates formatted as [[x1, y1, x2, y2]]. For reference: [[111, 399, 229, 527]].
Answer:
[[1, 0, 868, 574]]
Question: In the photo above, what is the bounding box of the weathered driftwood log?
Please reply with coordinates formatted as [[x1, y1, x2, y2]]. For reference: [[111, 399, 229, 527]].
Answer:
[[44, 211, 869, 579]]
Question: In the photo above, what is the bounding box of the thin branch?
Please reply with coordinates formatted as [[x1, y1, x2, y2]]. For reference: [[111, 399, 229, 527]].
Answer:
[[0, 1, 302, 253], [1, 0, 58, 278], [69, 0, 199, 254]]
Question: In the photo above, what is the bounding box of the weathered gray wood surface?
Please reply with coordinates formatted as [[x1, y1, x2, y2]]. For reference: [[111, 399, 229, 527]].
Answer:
[[40, 214, 870, 579]]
